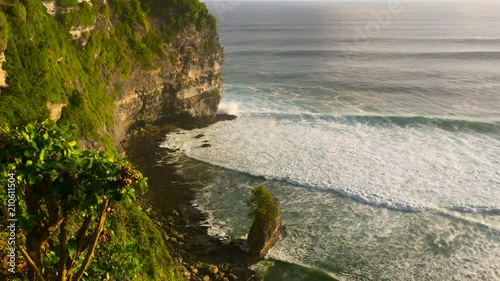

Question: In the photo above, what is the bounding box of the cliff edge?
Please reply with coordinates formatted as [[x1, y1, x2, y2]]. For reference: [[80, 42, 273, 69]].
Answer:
[[0, 0, 224, 150], [113, 24, 224, 148]]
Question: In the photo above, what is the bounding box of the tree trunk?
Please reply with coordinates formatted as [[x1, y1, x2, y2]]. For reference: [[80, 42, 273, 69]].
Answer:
[[71, 198, 109, 281], [59, 214, 68, 281]]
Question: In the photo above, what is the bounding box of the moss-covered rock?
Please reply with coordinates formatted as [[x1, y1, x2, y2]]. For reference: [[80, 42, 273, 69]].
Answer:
[[247, 186, 282, 262]]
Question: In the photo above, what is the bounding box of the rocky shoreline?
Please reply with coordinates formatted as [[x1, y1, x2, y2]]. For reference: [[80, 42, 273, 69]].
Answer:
[[124, 116, 259, 281]]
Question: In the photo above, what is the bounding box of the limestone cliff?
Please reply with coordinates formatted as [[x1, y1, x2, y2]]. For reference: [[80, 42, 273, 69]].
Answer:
[[113, 25, 224, 148], [0, 0, 223, 150]]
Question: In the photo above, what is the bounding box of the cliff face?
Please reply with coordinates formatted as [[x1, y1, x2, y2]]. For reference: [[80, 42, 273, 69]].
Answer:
[[113, 26, 224, 147], [0, 0, 223, 149]]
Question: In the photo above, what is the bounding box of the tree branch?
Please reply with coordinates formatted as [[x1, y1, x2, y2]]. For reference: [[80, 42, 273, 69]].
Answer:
[[72, 198, 109, 281], [65, 214, 92, 277], [19, 245, 46, 281]]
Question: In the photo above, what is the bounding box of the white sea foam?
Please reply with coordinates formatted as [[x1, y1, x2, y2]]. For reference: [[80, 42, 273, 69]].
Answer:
[[217, 101, 240, 115], [161, 110, 500, 213]]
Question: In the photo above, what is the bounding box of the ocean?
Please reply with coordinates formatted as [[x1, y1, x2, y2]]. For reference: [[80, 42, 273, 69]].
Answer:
[[162, 1, 500, 280]]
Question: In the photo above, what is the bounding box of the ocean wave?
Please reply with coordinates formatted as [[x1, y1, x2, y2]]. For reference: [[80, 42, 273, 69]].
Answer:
[[187, 156, 496, 214], [447, 205, 500, 215], [227, 49, 500, 60], [251, 259, 340, 281], [245, 111, 500, 136], [161, 110, 499, 215], [268, 176, 427, 212], [227, 36, 500, 47]]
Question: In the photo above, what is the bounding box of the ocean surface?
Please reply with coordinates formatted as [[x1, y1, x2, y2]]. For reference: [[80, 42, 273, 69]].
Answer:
[[163, 2, 500, 280]]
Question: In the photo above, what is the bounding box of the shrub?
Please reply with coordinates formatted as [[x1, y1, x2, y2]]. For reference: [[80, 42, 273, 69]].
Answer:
[[88, 201, 183, 281], [0, 11, 9, 51], [0, 120, 148, 281], [57, 0, 79, 8], [248, 186, 279, 224]]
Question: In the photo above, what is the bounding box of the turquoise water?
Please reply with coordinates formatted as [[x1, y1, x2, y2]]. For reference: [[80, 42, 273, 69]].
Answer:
[[162, 2, 500, 280]]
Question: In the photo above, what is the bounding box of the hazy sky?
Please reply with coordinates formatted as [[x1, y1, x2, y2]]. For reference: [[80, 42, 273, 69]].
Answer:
[[202, 0, 495, 2]]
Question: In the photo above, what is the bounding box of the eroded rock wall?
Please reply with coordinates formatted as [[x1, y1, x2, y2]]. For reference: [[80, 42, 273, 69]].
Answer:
[[113, 26, 224, 148]]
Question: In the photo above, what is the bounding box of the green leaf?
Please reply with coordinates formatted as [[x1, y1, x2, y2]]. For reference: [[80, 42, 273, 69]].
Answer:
[[68, 141, 77, 147], [39, 148, 46, 161], [16, 172, 25, 183], [31, 142, 39, 151], [128, 188, 137, 200], [28, 174, 36, 185], [139, 180, 148, 194], [21, 131, 30, 142], [96, 194, 103, 204], [49, 170, 59, 181]]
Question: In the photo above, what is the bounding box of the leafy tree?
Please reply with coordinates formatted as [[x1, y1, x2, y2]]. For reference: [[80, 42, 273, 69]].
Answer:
[[0, 120, 148, 281]]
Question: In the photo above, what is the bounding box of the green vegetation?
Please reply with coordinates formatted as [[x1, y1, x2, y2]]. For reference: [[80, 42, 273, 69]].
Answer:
[[143, 0, 217, 32], [248, 186, 280, 225], [0, 0, 114, 139], [0, 0, 217, 141], [0, 0, 218, 278], [58, 2, 96, 27], [56, 0, 79, 8], [0, 120, 145, 280], [211, 90, 221, 98], [89, 201, 183, 281], [0, 11, 8, 51], [0, 120, 182, 280], [203, 39, 218, 55]]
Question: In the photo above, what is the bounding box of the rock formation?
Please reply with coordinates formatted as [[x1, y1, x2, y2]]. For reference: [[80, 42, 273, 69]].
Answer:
[[247, 186, 282, 261]]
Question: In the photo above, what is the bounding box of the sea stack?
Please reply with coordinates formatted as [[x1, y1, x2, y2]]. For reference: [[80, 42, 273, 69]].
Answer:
[[247, 186, 282, 262]]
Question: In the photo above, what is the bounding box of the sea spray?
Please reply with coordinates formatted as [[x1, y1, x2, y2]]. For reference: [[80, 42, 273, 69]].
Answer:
[[217, 101, 240, 115]]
